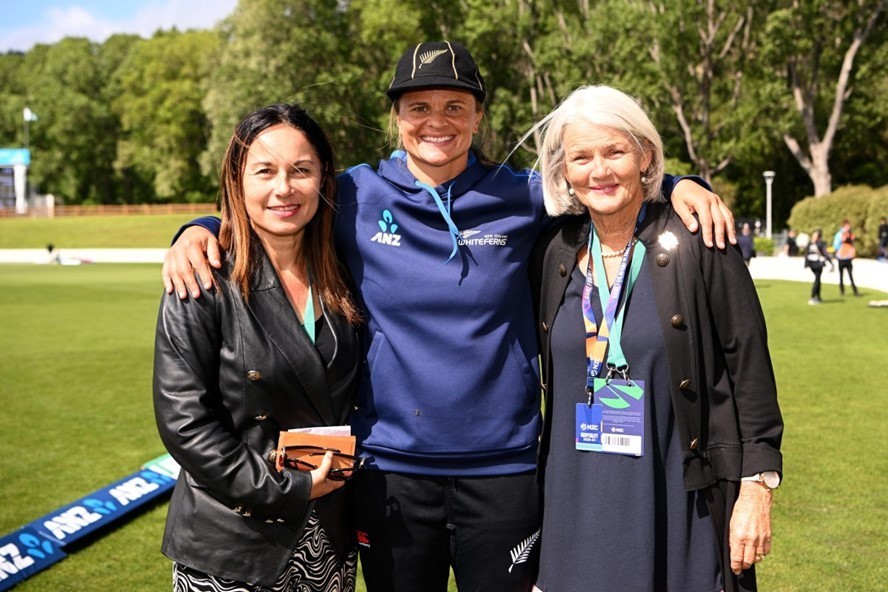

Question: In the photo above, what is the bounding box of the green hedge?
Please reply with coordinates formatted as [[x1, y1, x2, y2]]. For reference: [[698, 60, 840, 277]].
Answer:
[[787, 184, 888, 256], [754, 237, 775, 256]]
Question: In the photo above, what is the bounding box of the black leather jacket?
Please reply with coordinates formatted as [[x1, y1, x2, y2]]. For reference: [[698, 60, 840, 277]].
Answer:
[[153, 246, 360, 585]]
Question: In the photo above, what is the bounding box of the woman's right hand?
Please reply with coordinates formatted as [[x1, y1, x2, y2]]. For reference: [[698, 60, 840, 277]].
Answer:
[[162, 226, 222, 299], [309, 451, 346, 500]]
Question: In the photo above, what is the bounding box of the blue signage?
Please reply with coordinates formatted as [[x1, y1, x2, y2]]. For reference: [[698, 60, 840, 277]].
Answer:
[[0, 454, 180, 590], [0, 527, 66, 591], [25, 468, 176, 547], [0, 149, 29, 167]]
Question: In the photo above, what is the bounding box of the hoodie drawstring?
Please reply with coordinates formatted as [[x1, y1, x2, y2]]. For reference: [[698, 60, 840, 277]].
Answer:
[[415, 180, 461, 262]]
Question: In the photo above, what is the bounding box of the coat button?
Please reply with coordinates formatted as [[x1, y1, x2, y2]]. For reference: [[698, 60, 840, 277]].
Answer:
[[542, 321, 549, 333], [689, 437, 699, 450], [671, 314, 684, 328], [558, 264, 567, 277], [678, 379, 691, 391], [247, 370, 262, 381], [656, 253, 670, 267]]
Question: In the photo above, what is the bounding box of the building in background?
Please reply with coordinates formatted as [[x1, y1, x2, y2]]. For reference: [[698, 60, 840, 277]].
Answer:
[[0, 148, 30, 215]]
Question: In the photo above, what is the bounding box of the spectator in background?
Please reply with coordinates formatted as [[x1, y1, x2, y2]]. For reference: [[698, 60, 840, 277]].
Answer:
[[783, 229, 799, 257], [804, 229, 833, 305], [835, 220, 859, 296], [737, 222, 755, 266], [832, 219, 848, 253], [878, 216, 888, 261]]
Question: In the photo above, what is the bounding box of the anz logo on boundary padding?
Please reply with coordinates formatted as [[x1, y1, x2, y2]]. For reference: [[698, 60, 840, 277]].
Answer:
[[0, 454, 180, 591], [370, 209, 402, 247], [0, 527, 67, 589], [34, 471, 172, 543]]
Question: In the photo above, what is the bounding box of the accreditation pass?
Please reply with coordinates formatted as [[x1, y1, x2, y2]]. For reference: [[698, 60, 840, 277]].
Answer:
[[576, 379, 645, 457]]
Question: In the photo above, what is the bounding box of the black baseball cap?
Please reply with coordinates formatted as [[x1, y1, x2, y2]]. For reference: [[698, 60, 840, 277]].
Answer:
[[386, 41, 486, 103]]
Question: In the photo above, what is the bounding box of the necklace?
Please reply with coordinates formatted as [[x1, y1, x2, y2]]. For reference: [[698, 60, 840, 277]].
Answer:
[[600, 249, 627, 259]]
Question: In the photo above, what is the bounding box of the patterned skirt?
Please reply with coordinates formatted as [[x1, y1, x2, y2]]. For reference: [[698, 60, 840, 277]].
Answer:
[[172, 511, 357, 592]]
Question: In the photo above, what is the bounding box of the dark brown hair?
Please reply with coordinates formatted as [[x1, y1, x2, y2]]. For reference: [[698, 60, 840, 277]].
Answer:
[[218, 103, 361, 325]]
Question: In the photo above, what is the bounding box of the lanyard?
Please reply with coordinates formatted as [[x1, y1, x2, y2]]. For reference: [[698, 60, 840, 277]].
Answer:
[[581, 206, 647, 396], [303, 268, 315, 344]]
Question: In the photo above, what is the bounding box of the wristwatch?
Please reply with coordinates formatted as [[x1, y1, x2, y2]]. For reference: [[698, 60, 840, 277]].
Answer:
[[743, 471, 781, 490]]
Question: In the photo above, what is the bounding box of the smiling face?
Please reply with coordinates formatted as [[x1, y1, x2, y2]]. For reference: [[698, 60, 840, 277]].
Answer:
[[242, 124, 321, 243], [562, 120, 652, 224], [395, 88, 483, 186]]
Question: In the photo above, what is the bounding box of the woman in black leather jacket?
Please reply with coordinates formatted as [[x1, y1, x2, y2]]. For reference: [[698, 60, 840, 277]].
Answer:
[[153, 104, 362, 591]]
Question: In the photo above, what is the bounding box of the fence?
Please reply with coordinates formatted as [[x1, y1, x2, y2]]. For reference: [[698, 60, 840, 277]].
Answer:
[[0, 203, 219, 218]]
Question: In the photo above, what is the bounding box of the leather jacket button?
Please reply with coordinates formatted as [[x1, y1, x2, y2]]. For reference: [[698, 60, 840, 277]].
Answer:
[[689, 437, 699, 451], [678, 379, 691, 391], [558, 264, 567, 277], [671, 314, 684, 328], [656, 253, 670, 267], [247, 370, 262, 381]]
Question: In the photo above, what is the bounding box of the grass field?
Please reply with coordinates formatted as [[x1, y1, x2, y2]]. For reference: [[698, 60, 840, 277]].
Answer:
[[0, 262, 885, 591], [0, 213, 216, 248]]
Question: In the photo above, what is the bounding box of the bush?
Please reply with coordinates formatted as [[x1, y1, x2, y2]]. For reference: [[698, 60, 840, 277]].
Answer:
[[787, 185, 884, 256], [754, 237, 775, 256], [864, 186, 888, 256]]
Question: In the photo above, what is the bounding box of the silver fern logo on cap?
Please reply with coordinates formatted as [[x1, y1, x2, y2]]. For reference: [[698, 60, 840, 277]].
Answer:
[[418, 49, 448, 68]]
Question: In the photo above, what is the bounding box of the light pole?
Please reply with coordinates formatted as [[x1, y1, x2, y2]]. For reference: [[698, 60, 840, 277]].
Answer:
[[763, 171, 775, 239], [23, 107, 37, 150]]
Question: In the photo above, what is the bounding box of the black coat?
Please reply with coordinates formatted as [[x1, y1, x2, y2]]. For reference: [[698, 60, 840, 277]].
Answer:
[[153, 246, 360, 585], [529, 203, 783, 592]]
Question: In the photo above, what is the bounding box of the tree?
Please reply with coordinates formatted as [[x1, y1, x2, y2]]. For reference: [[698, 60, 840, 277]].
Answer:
[[644, 0, 764, 185], [202, 0, 374, 176], [763, 0, 888, 196], [0, 52, 27, 149], [112, 30, 218, 202], [22, 39, 118, 203]]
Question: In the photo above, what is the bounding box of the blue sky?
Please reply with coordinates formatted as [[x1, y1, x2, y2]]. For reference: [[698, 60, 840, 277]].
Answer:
[[0, 0, 238, 53]]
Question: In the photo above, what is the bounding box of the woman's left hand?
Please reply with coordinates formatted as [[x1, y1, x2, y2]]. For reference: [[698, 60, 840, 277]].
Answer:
[[729, 481, 773, 574], [671, 179, 736, 249]]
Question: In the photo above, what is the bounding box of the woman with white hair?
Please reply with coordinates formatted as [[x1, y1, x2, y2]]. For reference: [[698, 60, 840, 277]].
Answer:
[[529, 85, 783, 592]]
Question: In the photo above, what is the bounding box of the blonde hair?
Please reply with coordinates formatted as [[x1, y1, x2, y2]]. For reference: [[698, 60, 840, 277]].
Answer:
[[524, 85, 665, 216]]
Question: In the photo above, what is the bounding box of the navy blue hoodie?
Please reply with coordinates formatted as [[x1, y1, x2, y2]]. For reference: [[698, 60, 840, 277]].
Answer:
[[336, 152, 548, 476]]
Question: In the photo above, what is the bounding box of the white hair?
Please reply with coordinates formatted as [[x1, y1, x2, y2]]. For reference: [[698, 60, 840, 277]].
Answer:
[[524, 85, 666, 216]]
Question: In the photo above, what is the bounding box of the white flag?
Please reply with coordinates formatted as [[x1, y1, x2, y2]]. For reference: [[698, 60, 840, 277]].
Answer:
[[23, 107, 38, 122]]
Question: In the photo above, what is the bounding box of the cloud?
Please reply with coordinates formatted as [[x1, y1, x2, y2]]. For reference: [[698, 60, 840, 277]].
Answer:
[[127, 0, 238, 37], [1, 0, 238, 53]]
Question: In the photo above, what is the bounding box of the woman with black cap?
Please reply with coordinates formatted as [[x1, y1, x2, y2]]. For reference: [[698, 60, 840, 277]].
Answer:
[[162, 41, 735, 591]]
